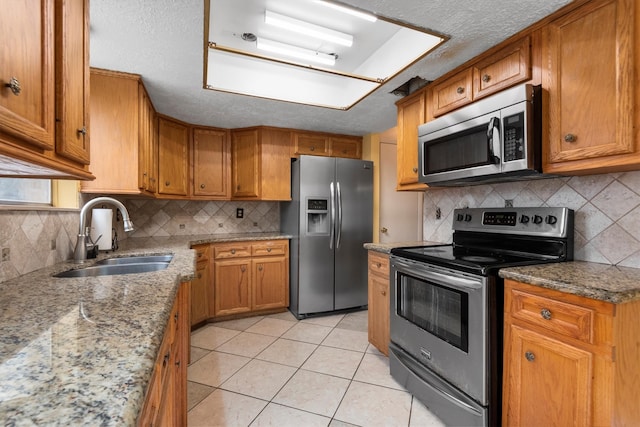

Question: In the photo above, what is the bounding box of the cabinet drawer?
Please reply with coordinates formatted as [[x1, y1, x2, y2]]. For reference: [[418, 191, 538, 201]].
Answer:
[[431, 68, 473, 117], [368, 252, 390, 277], [214, 243, 252, 259], [252, 240, 288, 257], [330, 137, 362, 159], [509, 288, 594, 343], [192, 244, 210, 262]]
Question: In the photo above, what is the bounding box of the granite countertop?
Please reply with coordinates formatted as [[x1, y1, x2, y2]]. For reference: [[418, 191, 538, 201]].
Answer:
[[363, 241, 446, 254], [499, 261, 640, 304], [0, 232, 292, 426]]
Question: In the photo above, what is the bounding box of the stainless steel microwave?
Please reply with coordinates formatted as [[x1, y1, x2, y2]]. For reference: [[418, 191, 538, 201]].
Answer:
[[418, 84, 545, 186]]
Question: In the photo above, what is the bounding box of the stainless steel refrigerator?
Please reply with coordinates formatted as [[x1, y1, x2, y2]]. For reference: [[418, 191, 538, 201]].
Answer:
[[281, 155, 373, 319]]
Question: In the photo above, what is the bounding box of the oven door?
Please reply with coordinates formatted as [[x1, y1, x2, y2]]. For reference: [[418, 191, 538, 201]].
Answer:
[[389, 255, 490, 404]]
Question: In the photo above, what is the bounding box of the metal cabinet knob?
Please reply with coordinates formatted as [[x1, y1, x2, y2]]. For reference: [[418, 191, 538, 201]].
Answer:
[[240, 265, 246, 272], [540, 308, 552, 320], [310, 146, 315, 151], [5, 77, 21, 95], [200, 183, 205, 189], [376, 262, 381, 268], [456, 86, 464, 94], [564, 133, 577, 143], [165, 181, 170, 186], [77, 127, 87, 136], [258, 265, 263, 271], [381, 289, 386, 296], [482, 74, 491, 83], [267, 247, 272, 252], [231, 249, 236, 254], [525, 351, 535, 362], [412, 167, 418, 173]]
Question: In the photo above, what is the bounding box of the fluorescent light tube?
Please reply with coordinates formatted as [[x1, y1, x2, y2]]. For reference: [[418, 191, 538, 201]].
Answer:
[[256, 38, 336, 66], [265, 10, 353, 47], [315, 1, 377, 22]]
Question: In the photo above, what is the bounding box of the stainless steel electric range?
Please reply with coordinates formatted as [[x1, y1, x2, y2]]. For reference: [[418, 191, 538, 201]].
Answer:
[[389, 207, 574, 426]]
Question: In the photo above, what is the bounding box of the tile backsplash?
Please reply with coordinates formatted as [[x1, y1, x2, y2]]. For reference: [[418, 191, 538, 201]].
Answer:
[[2, 171, 640, 283], [422, 171, 640, 268]]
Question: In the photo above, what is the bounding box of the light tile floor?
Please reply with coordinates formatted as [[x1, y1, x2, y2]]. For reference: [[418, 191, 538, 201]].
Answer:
[[187, 310, 446, 427]]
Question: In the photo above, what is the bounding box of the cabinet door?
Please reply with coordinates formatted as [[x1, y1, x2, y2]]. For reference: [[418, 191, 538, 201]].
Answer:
[[472, 36, 531, 100], [214, 259, 251, 316], [330, 136, 362, 159], [503, 325, 592, 427], [292, 132, 330, 156], [367, 269, 389, 356], [396, 90, 427, 189], [158, 117, 189, 196], [0, 0, 54, 150], [231, 129, 260, 198], [138, 87, 157, 193], [191, 262, 210, 326], [543, 0, 634, 170], [192, 128, 230, 198], [54, 0, 90, 164], [252, 257, 288, 311], [430, 68, 473, 117]]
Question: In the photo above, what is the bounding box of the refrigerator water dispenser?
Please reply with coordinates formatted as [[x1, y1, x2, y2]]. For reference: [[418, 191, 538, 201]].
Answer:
[[306, 198, 329, 235]]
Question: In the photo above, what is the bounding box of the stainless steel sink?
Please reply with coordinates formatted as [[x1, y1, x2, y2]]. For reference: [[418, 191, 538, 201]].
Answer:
[[53, 255, 173, 278], [95, 254, 173, 265]]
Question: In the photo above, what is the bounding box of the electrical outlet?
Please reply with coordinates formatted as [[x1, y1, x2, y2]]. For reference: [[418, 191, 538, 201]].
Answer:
[[253, 222, 258, 227], [236, 208, 244, 218], [218, 223, 224, 228], [435, 207, 442, 219], [50, 239, 56, 250], [179, 224, 185, 229], [2, 248, 9, 262], [505, 199, 514, 208]]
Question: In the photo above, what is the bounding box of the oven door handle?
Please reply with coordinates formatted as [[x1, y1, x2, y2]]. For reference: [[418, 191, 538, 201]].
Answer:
[[392, 258, 483, 291]]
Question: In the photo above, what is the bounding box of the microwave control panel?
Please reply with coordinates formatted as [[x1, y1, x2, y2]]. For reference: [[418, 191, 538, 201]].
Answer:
[[503, 112, 525, 162]]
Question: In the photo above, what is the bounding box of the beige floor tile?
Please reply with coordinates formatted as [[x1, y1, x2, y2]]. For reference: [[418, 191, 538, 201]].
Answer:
[[189, 346, 210, 365], [301, 346, 364, 379], [281, 322, 333, 344], [353, 353, 404, 390], [211, 315, 264, 331], [191, 325, 241, 350], [266, 310, 299, 322], [216, 331, 277, 357], [409, 397, 446, 427], [335, 310, 368, 332], [273, 370, 350, 417], [301, 313, 345, 327], [245, 317, 297, 337], [187, 381, 214, 410], [329, 420, 359, 427], [251, 403, 331, 427], [334, 381, 412, 426], [321, 328, 369, 352], [256, 338, 318, 367], [188, 389, 267, 427], [188, 350, 251, 387], [220, 359, 296, 400]]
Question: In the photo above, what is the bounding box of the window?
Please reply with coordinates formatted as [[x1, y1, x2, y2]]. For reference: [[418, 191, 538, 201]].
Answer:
[[0, 178, 52, 205]]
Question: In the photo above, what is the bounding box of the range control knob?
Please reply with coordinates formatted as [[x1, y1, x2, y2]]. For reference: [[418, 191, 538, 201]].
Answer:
[[546, 215, 558, 225], [533, 215, 543, 224], [457, 213, 464, 221], [464, 214, 472, 222], [520, 215, 530, 224]]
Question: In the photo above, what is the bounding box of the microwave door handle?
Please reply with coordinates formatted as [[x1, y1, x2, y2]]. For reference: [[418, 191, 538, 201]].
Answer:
[[487, 117, 501, 164]]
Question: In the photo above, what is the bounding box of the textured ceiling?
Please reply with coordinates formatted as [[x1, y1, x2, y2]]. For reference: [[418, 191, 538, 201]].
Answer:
[[89, 0, 572, 136]]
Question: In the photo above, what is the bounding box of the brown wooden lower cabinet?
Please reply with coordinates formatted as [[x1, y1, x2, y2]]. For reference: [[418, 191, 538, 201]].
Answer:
[[138, 281, 190, 426], [189, 240, 290, 324], [367, 251, 390, 356], [502, 279, 640, 426]]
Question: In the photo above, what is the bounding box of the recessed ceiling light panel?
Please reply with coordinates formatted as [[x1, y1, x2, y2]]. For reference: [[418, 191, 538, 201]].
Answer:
[[264, 10, 354, 47]]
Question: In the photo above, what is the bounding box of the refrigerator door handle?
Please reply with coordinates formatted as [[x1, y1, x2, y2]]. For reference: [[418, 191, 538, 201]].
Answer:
[[336, 181, 342, 249], [330, 181, 335, 250]]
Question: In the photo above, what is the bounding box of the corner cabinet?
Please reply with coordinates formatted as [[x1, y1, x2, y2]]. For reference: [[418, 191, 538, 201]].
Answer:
[[367, 251, 390, 356], [0, 0, 93, 179], [138, 281, 189, 427], [502, 279, 640, 426], [542, 0, 640, 175], [395, 89, 428, 191], [231, 127, 291, 200]]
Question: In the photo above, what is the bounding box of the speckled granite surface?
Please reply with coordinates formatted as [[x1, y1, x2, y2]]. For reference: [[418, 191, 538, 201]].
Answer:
[[363, 241, 445, 254], [0, 232, 291, 426], [499, 261, 640, 304]]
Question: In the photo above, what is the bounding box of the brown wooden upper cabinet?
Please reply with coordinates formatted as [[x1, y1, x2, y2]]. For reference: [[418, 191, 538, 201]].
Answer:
[[0, 0, 93, 179], [157, 116, 189, 197], [542, 0, 640, 175], [431, 36, 531, 117], [192, 127, 230, 199], [396, 89, 428, 191], [292, 131, 362, 159]]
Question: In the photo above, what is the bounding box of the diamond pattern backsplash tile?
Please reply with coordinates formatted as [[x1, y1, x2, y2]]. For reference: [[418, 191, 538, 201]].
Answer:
[[422, 171, 640, 268]]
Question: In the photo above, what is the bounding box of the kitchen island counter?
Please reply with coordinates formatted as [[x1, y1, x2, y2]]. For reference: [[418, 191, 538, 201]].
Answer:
[[499, 261, 640, 304], [0, 232, 291, 426]]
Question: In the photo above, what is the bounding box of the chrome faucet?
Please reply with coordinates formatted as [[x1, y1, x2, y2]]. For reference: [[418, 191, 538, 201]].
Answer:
[[74, 197, 134, 263]]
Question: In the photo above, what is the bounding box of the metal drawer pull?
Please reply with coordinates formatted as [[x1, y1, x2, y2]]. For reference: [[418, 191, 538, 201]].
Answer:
[[200, 183, 205, 189], [456, 86, 464, 94], [231, 249, 236, 254], [564, 133, 577, 143], [267, 247, 272, 252], [240, 265, 246, 272], [482, 74, 491, 83], [5, 77, 21, 95], [540, 308, 552, 320], [525, 351, 535, 362]]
